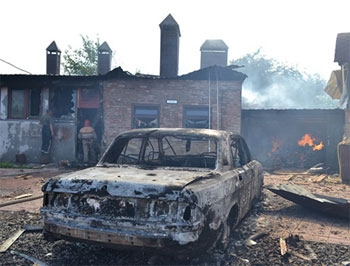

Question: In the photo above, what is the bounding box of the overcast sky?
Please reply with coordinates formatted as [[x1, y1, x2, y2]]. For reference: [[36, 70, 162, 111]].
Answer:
[[1, 0, 349, 80]]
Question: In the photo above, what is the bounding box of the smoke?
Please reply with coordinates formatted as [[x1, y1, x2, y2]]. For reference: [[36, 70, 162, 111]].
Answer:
[[243, 83, 297, 109], [232, 50, 339, 109], [242, 72, 338, 109]]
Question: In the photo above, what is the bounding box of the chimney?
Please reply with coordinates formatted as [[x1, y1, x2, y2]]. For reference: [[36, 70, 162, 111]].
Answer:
[[46, 41, 61, 75], [98, 41, 112, 75], [159, 14, 181, 78], [200, 40, 228, 69]]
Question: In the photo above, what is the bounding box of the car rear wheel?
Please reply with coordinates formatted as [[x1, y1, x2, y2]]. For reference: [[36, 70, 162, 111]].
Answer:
[[218, 204, 239, 250]]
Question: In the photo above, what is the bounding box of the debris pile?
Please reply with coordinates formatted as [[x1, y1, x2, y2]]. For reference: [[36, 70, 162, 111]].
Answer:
[[1, 187, 350, 265]]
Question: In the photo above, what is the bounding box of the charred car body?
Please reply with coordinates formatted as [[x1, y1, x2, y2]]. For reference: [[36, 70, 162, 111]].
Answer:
[[41, 128, 264, 254]]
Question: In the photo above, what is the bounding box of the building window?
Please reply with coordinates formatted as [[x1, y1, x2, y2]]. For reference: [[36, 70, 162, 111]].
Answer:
[[184, 106, 210, 129], [50, 87, 76, 120], [133, 106, 159, 128], [9, 88, 41, 119], [29, 89, 41, 116]]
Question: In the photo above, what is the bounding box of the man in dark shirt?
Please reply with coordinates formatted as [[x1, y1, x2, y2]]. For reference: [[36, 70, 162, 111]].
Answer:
[[40, 109, 54, 154]]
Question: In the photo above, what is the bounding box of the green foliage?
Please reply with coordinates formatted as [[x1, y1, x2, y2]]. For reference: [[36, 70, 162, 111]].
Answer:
[[0, 161, 32, 169], [230, 49, 338, 109], [0, 161, 13, 168], [62, 35, 100, 75]]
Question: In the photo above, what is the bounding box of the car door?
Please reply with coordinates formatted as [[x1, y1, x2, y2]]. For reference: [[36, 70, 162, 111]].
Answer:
[[230, 136, 254, 217]]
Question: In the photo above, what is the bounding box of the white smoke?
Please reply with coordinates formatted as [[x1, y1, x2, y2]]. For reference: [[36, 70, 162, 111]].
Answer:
[[241, 73, 338, 109]]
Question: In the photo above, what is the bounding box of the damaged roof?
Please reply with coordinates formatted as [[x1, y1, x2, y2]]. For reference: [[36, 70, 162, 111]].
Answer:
[[0, 67, 135, 87], [178, 65, 247, 82], [0, 65, 247, 86], [0, 73, 101, 87]]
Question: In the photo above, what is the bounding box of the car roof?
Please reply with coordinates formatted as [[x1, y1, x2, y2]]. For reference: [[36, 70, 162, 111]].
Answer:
[[117, 128, 239, 139]]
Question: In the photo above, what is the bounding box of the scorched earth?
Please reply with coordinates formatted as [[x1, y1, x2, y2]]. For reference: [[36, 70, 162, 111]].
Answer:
[[0, 166, 349, 265]]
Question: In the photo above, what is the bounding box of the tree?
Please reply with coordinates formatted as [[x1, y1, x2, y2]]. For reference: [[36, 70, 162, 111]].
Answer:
[[62, 35, 100, 75], [230, 49, 338, 109]]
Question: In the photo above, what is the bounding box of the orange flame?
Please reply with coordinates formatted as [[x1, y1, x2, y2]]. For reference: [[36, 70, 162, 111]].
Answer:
[[271, 140, 280, 153], [313, 142, 324, 151], [298, 134, 323, 151], [268, 137, 282, 157]]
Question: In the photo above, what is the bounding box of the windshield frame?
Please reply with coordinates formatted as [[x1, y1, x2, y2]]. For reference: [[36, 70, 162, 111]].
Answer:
[[99, 133, 219, 170]]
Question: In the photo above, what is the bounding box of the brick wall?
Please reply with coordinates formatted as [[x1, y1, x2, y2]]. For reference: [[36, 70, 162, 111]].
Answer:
[[103, 78, 242, 144]]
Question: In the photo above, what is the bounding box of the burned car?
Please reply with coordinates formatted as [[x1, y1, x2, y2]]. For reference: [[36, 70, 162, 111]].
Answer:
[[41, 128, 263, 255]]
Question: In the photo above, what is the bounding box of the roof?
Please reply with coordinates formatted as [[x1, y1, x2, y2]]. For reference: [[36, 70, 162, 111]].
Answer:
[[0, 65, 247, 86], [0, 73, 101, 87], [200, 40, 228, 51], [0, 67, 132, 86], [178, 65, 247, 82], [102, 67, 135, 79], [159, 14, 181, 36], [46, 41, 61, 52], [334, 33, 350, 65]]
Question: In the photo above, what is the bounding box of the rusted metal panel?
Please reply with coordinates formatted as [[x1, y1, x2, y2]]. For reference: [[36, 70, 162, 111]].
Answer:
[[266, 183, 350, 220]]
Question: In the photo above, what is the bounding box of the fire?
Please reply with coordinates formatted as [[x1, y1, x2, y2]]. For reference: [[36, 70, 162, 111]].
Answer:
[[268, 137, 282, 157], [271, 139, 280, 153], [298, 134, 324, 151]]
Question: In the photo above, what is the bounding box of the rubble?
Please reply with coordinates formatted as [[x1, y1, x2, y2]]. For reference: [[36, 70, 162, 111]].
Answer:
[[0, 184, 349, 265], [0, 195, 43, 208], [0, 168, 349, 265], [10, 250, 48, 266]]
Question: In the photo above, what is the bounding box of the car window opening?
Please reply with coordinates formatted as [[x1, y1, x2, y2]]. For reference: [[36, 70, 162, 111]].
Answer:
[[103, 135, 217, 169]]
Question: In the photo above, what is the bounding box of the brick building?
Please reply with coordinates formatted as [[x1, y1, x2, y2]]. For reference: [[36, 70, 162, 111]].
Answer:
[[0, 13, 344, 172], [0, 14, 246, 164], [102, 66, 246, 145]]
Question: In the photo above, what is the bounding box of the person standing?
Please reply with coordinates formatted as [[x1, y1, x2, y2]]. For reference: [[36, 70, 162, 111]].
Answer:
[[40, 109, 54, 154], [78, 119, 97, 164]]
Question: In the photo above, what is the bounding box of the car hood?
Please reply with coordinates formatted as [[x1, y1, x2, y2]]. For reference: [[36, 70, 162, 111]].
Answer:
[[42, 166, 213, 198]]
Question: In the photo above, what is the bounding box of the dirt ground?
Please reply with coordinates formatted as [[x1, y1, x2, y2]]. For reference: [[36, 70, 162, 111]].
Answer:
[[0, 166, 73, 213], [0, 166, 349, 265], [262, 171, 350, 245], [0, 166, 349, 244]]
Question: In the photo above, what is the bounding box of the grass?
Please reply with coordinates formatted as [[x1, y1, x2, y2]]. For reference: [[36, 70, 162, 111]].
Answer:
[[0, 161, 33, 169]]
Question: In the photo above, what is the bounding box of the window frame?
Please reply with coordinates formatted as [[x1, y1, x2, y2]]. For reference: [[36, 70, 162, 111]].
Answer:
[[8, 88, 42, 119], [132, 105, 160, 129], [230, 136, 252, 167], [183, 105, 210, 129], [50, 87, 76, 121]]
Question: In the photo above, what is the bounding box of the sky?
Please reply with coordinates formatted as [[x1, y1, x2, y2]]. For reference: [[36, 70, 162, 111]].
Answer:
[[1, 0, 350, 80]]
